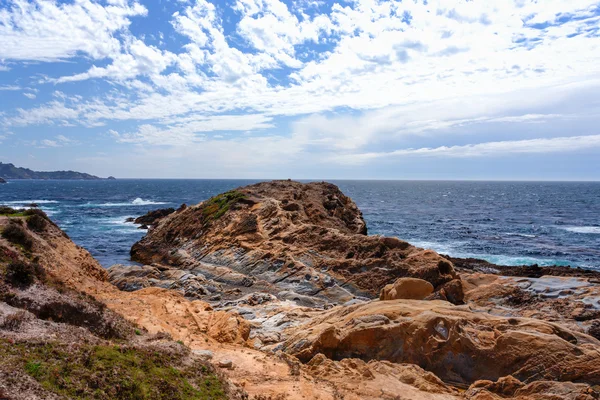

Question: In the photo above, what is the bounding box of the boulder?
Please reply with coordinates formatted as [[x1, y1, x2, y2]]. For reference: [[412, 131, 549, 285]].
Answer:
[[380, 277, 434, 300]]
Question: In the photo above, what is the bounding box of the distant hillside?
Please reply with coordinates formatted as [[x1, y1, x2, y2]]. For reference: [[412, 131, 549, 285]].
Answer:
[[0, 162, 114, 180]]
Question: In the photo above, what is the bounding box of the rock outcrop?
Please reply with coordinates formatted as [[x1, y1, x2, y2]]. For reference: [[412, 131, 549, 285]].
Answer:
[[0, 177, 6, 184], [281, 299, 600, 386], [133, 207, 175, 226], [131, 180, 460, 306]]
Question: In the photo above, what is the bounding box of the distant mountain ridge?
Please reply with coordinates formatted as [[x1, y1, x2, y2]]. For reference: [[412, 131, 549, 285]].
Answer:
[[0, 162, 114, 180]]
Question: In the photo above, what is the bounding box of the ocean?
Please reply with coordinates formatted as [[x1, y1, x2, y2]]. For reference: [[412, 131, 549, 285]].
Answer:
[[1, 180, 599, 270]]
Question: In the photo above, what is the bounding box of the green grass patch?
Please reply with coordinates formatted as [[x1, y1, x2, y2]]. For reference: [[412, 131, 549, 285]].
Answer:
[[201, 191, 246, 221], [0, 340, 227, 400]]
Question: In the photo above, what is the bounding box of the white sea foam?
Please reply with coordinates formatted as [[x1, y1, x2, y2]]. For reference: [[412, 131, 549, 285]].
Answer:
[[506, 233, 537, 238], [79, 198, 169, 207], [480, 254, 573, 267], [131, 198, 167, 206], [561, 226, 600, 234], [2, 200, 59, 204]]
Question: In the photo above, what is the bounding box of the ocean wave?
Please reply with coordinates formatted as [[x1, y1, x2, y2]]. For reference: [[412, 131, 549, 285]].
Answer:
[[561, 226, 600, 234], [474, 254, 575, 267], [505, 233, 537, 238], [104, 216, 137, 225], [78, 198, 169, 207], [2, 200, 59, 204]]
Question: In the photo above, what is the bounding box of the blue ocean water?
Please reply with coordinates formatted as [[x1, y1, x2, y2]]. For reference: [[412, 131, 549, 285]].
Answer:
[[1, 180, 599, 270]]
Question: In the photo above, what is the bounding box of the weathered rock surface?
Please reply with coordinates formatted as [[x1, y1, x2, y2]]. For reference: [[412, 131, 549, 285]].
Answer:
[[131, 180, 460, 306], [281, 299, 600, 386], [380, 277, 434, 300]]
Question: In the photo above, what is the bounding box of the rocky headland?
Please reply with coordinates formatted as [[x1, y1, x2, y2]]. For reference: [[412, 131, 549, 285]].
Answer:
[[0, 162, 112, 180], [2, 180, 600, 399]]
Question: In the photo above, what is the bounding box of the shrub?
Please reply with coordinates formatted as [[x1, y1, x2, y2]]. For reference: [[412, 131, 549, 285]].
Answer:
[[0, 310, 29, 331], [1, 223, 33, 250], [201, 191, 246, 221], [5, 261, 45, 287], [23, 208, 48, 218], [0, 206, 17, 215], [27, 214, 47, 232]]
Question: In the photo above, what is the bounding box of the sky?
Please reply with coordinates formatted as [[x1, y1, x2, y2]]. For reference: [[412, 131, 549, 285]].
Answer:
[[0, 0, 599, 179]]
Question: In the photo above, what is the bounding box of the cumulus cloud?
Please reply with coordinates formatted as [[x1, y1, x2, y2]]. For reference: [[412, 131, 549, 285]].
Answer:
[[0, 0, 147, 62], [0, 0, 599, 177]]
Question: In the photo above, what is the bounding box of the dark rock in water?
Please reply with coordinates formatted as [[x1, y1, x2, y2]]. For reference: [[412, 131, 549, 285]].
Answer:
[[0, 177, 6, 183], [138, 224, 149, 230], [27, 203, 39, 208], [107, 176, 116, 180], [134, 208, 175, 226], [131, 180, 461, 306], [125, 217, 135, 223], [447, 255, 600, 279]]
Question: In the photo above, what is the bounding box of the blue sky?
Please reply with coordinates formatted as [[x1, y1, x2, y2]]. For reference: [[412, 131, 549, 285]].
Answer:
[[0, 0, 599, 179]]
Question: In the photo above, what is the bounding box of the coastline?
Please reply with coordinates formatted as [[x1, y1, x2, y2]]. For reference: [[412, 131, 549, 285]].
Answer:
[[1, 180, 600, 399]]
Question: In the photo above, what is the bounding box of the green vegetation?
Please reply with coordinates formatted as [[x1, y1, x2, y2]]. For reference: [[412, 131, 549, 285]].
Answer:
[[201, 190, 246, 221], [0, 206, 26, 217], [0, 340, 227, 400]]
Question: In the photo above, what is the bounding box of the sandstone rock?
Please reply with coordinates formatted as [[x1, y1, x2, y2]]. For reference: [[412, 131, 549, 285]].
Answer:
[[207, 311, 250, 344], [282, 299, 600, 386], [218, 359, 233, 369], [466, 378, 599, 399], [380, 278, 434, 300], [131, 180, 460, 305]]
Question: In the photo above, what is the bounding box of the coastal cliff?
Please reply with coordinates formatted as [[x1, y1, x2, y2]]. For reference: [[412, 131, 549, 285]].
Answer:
[[2, 181, 600, 399]]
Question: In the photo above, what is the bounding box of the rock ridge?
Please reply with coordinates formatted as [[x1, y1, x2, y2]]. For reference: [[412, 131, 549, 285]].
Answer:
[[131, 180, 461, 307]]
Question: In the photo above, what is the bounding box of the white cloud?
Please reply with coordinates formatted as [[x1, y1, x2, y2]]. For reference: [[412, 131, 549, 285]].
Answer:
[[117, 114, 274, 145], [0, 0, 147, 62], [55, 38, 177, 83], [0, 0, 599, 177], [23, 92, 36, 99], [36, 134, 78, 148], [330, 134, 600, 165]]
